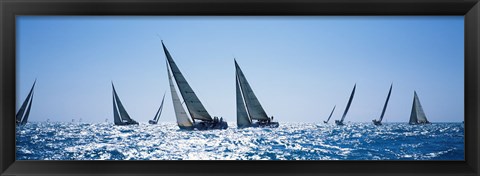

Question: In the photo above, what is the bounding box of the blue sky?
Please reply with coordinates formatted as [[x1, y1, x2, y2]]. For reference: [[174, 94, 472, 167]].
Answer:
[[16, 16, 464, 123]]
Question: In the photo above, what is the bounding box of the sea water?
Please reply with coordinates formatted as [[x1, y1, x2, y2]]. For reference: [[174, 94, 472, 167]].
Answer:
[[16, 122, 464, 160]]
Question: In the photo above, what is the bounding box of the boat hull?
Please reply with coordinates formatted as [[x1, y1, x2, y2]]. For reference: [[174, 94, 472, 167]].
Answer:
[[335, 120, 344, 126], [372, 119, 382, 126], [115, 121, 139, 126], [409, 121, 431, 125], [238, 121, 279, 128], [179, 121, 228, 130], [253, 121, 279, 128], [178, 125, 194, 130]]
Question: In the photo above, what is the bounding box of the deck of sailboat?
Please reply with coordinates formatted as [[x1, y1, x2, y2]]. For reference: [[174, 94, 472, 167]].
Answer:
[[192, 121, 228, 130], [252, 121, 279, 128]]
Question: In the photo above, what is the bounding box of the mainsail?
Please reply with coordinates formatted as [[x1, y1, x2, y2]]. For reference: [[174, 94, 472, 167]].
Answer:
[[236, 70, 252, 127], [235, 60, 269, 121], [112, 83, 137, 125], [113, 90, 122, 124], [409, 91, 429, 124], [20, 94, 33, 125], [167, 64, 193, 127], [339, 84, 356, 123], [16, 80, 36, 126], [378, 84, 393, 122], [325, 105, 336, 123], [152, 92, 166, 123], [162, 41, 213, 122]]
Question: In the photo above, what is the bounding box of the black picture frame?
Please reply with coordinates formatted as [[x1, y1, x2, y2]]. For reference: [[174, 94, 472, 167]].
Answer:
[[1, 0, 479, 175]]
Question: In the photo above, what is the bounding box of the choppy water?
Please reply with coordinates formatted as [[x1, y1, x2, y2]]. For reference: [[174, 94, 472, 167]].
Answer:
[[16, 122, 464, 160]]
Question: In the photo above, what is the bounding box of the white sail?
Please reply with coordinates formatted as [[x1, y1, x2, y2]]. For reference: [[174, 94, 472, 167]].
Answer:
[[409, 91, 429, 124], [152, 93, 166, 122], [325, 105, 336, 123], [16, 80, 36, 125], [112, 83, 137, 124], [20, 91, 33, 125], [378, 84, 392, 122], [168, 65, 193, 127], [234, 60, 269, 121], [340, 84, 356, 123], [236, 73, 251, 127], [112, 90, 122, 124], [162, 42, 212, 121], [113, 86, 131, 122]]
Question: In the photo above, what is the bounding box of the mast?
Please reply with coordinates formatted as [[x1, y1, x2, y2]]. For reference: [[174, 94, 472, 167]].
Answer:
[[162, 41, 212, 122], [340, 84, 356, 123], [234, 60, 269, 121], [378, 84, 393, 122]]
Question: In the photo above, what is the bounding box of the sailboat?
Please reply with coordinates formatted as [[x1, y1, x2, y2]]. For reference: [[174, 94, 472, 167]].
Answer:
[[149, 92, 166, 124], [112, 82, 139, 126], [323, 105, 336, 124], [409, 91, 430, 125], [372, 84, 393, 126], [235, 59, 279, 128], [162, 41, 228, 130], [335, 84, 356, 126], [16, 80, 36, 126]]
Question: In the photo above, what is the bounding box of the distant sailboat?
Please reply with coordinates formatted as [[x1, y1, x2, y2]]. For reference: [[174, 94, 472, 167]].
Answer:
[[335, 84, 356, 126], [235, 59, 279, 128], [112, 82, 139, 126], [323, 105, 336, 124], [372, 84, 393, 126], [149, 92, 166, 124], [16, 80, 36, 126], [409, 91, 430, 125], [162, 41, 228, 130]]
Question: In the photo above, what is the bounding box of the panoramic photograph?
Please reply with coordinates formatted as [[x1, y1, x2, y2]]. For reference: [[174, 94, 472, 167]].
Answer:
[[16, 16, 464, 160]]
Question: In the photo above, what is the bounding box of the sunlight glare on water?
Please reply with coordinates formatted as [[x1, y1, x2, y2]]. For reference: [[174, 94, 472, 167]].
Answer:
[[16, 122, 464, 160]]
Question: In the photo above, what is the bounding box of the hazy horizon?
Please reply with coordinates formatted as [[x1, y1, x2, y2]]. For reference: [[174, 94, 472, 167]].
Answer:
[[17, 16, 464, 123]]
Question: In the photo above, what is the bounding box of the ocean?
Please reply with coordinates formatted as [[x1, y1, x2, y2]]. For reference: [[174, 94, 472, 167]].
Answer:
[[16, 122, 464, 160]]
